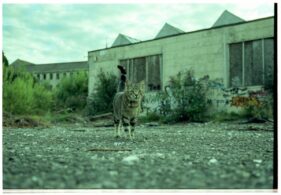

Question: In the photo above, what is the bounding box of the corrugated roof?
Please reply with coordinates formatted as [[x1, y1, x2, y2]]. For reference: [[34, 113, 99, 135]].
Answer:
[[155, 23, 185, 39], [11, 60, 88, 73], [111, 33, 140, 47], [212, 10, 245, 27]]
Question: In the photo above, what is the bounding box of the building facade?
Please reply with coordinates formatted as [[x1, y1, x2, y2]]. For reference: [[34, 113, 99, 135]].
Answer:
[[88, 11, 274, 112]]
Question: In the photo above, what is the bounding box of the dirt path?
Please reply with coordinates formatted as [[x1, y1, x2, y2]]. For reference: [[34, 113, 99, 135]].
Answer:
[[3, 122, 274, 189]]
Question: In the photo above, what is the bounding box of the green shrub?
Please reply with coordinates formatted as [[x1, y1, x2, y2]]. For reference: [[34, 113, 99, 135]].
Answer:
[[158, 70, 209, 123], [54, 71, 88, 112], [3, 66, 53, 115], [87, 70, 118, 115]]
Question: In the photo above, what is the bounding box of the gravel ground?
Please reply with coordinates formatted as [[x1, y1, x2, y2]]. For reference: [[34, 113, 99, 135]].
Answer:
[[3, 122, 274, 189]]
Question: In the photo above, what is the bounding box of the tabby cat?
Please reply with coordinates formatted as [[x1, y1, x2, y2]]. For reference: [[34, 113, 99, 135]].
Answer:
[[113, 66, 145, 139]]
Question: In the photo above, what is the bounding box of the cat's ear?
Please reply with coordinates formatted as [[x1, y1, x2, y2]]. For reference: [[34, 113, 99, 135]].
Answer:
[[139, 80, 145, 92]]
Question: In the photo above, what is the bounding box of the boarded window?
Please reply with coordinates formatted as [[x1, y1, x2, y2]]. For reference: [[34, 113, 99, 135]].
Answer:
[[56, 73, 60, 79], [120, 54, 162, 91], [251, 40, 263, 85], [133, 57, 146, 83], [229, 43, 242, 87], [264, 38, 274, 87], [50, 73, 53, 80], [147, 55, 161, 90], [244, 41, 253, 86], [229, 38, 274, 87], [244, 40, 263, 86]]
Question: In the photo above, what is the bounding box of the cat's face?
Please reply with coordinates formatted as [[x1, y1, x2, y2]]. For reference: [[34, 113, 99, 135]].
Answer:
[[125, 80, 145, 104]]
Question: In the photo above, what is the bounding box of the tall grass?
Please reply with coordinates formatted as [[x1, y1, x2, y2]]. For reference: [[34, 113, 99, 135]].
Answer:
[[3, 66, 53, 115]]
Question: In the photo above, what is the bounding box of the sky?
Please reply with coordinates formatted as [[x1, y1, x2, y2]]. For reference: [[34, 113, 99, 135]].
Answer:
[[2, 3, 274, 64]]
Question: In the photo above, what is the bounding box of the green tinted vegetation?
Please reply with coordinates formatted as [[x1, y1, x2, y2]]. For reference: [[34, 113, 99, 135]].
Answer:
[[3, 65, 53, 115], [157, 70, 209, 123], [54, 71, 88, 112], [86, 70, 118, 115]]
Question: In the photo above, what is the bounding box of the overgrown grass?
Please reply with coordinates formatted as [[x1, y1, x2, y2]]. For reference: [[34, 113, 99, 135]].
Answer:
[[54, 71, 88, 112], [3, 66, 53, 115]]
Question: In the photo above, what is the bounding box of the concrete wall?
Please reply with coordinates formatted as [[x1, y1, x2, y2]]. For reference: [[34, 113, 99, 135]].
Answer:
[[88, 17, 273, 96]]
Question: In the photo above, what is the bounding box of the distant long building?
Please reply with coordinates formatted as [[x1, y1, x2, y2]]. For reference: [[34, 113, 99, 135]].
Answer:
[[10, 59, 88, 88]]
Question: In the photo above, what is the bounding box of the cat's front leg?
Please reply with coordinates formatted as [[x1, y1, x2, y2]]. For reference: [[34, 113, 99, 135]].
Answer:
[[130, 118, 137, 139], [114, 118, 120, 138], [122, 117, 131, 139]]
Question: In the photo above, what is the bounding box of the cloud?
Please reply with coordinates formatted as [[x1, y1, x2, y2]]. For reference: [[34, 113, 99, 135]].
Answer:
[[3, 3, 274, 64]]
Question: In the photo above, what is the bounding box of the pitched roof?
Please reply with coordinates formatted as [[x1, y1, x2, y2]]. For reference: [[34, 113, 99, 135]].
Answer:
[[212, 10, 245, 27], [11, 59, 88, 73], [10, 59, 35, 67], [111, 33, 140, 47], [155, 23, 185, 39]]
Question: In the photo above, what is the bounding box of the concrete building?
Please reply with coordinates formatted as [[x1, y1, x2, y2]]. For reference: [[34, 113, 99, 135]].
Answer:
[[88, 10, 274, 112], [10, 59, 88, 88]]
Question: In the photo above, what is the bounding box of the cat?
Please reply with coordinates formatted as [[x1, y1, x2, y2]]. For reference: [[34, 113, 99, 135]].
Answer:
[[113, 65, 145, 139]]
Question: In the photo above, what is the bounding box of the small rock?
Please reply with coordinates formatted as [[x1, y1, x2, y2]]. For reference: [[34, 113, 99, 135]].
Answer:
[[183, 155, 191, 160], [155, 153, 165, 159], [91, 155, 98, 160], [208, 158, 218, 165], [253, 159, 262, 164], [122, 155, 139, 165], [114, 142, 123, 146]]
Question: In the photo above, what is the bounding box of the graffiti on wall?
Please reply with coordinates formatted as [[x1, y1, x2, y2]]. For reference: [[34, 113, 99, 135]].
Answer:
[[230, 96, 260, 107], [204, 77, 268, 109]]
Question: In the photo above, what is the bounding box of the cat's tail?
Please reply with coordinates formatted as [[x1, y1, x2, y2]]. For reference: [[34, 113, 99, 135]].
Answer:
[[117, 65, 127, 92]]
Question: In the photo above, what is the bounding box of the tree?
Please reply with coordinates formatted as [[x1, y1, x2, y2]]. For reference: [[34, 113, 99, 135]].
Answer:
[[2, 51, 9, 67]]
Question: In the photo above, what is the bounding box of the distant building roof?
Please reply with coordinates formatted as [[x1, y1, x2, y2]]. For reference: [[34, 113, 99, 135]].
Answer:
[[155, 23, 185, 39], [111, 33, 140, 47], [212, 10, 245, 27], [11, 59, 88, 73], [10, 59, 35, 67], [30, 61, 88, 73]]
